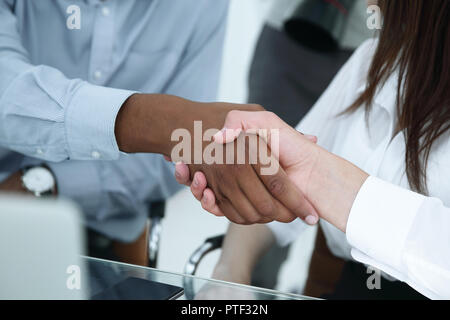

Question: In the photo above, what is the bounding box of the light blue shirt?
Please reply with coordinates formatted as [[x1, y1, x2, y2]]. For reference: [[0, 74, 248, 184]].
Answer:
[[0, 0, 228, 240]]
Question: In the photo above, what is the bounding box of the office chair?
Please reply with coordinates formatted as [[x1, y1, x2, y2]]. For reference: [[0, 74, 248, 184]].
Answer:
[[147, 200, 165, 268], [183, 235, 224, 300], [184, 235, 224, 276]]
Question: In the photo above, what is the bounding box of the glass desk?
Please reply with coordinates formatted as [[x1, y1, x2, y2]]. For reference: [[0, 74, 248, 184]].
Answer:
[[84, 256, 316, 300]]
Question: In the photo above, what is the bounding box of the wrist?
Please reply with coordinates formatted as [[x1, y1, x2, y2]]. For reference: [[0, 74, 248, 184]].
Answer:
[[307, 147, 369, 232], [115, 94, 264, 157], [0, 172, 27, 193], [115, 94, 214, 156]]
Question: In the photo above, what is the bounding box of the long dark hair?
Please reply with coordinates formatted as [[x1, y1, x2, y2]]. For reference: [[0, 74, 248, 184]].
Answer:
[[346, 0, 450, 194]]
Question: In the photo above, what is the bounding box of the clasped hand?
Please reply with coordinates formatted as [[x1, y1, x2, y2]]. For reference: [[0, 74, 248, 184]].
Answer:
[[173, 111, 321, 226]]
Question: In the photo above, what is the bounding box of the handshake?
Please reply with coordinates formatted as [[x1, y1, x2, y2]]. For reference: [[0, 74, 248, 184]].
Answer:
[[115, 94, 367, 230], [168, 109, 321, 226]]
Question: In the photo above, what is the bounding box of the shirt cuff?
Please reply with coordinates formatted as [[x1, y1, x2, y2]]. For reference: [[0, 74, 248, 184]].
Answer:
[[346, 176, 426, 272], [65, 82, 136, 161]]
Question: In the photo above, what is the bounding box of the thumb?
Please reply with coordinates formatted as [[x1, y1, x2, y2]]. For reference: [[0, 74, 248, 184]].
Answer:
[[213, 127, 242, 144], [304, 134, 318, 144], [213, 110, 318, 145], [213, 111, 286, 144]]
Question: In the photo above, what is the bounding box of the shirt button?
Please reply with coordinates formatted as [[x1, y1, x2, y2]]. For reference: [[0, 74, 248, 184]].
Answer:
[[94, 70, 102, 80], [36, 148, 44, 155], [91, 151, 101, 159], [102, 7, 110, 17]]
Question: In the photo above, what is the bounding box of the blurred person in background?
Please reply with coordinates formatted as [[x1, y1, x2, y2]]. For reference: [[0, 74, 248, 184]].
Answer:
[[0, 0, 230, 265]]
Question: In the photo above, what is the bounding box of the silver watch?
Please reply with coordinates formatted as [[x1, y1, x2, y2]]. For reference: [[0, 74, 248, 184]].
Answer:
[[21, 166, 56, 197]]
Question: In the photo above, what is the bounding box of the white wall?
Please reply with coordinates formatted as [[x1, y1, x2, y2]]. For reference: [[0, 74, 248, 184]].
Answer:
[[217, 0, 273, 103]]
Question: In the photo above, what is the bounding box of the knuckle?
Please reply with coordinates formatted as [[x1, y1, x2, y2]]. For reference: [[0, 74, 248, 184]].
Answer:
[[213, 168, 229, 185], [256, 199, 276, 217], [267, 177, 286, 197], [215, 193, 227, 206]]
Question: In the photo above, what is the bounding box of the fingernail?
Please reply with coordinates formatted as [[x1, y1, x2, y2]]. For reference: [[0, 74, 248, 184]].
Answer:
[[175, 168, 181, 180], [202, 194, 208, 203], [193, 176, 198, 187], [305, 215, 319, 225]]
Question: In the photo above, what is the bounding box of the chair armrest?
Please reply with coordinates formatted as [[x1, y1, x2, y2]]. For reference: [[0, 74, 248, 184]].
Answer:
[[184, 235, 224, 276]]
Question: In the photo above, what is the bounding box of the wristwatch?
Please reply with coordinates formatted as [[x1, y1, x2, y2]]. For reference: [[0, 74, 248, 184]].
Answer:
[[21, 166, 56, 197]]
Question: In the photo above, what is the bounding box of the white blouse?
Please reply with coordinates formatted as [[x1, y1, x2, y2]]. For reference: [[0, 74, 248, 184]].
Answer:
[[268, 39, 450, 299]]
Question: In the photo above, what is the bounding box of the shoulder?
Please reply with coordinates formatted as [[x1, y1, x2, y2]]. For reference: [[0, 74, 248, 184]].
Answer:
[[311, 38, 379, 112], [341, 38, 379, 92]]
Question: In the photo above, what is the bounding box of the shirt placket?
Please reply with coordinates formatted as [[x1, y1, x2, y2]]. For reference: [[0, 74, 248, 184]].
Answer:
[[89, 0, 115, 85]]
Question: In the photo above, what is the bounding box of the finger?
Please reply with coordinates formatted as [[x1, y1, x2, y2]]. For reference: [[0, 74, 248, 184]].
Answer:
[[163, 155, 172, 162], [253, 159, 319, 225], [214, 111, 317, 170], [304, 135, 318, 144], [175, 162, 191, 186], [230, 183, 270, 224], [211, 174, 264, 225], [235, 165, 296, 223], [191, 171, 207, 201], [201, 188, 224, 217], [202, 189, 272, 223], [213, 128, 242, 144], [217, 198, 248, 225], [214, 111, 284, 144]]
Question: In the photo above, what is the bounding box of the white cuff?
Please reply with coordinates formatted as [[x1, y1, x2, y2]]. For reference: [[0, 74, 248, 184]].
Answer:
[[346, 176, 425, 273], [66, 82, 136, 161]]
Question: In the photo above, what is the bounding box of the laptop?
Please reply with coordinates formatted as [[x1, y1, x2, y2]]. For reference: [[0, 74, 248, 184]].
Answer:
[[0, 194, 185, 300], [0, 195, 87, 299]]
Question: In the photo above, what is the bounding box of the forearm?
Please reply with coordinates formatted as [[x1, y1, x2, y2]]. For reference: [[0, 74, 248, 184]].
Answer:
[[212, 223, 275, 284], [115, 94, 262, 156], [307, 147, 369, 232]]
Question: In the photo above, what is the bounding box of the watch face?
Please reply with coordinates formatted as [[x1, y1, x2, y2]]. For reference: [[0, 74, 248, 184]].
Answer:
[[22, 167, 55, 194]]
